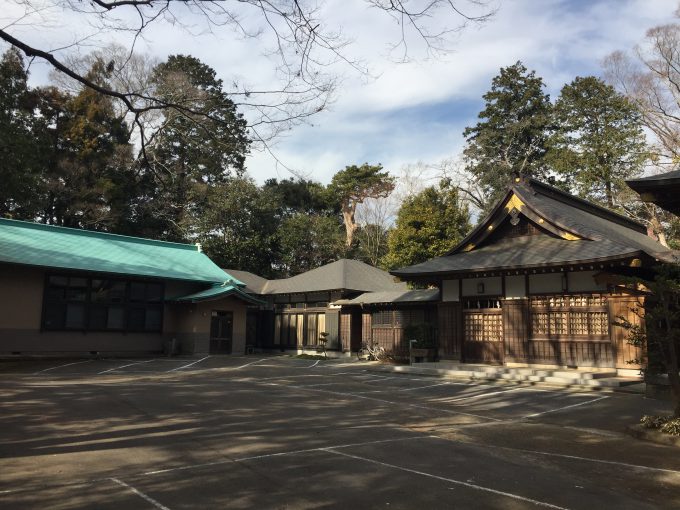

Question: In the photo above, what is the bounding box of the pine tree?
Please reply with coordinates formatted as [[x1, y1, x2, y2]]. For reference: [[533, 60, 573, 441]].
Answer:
[[548, 76, 647, 210], [146, 55, 250, 240], [463, 61, 554, 209], [0, 48, 44, 218]]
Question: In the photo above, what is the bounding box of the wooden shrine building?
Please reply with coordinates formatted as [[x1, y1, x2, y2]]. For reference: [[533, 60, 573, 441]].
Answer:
[[627, 170, 680, 215], [391, 177, 677, 370]]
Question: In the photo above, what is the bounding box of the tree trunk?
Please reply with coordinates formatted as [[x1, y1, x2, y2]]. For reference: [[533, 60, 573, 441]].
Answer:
[[341, 203, 357, 248], [649, 213, 669, 248]]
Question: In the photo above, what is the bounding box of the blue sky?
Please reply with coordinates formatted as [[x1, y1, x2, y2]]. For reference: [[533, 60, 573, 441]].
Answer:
[[4, 0, 675, 185], [243, 0, 675, 184]]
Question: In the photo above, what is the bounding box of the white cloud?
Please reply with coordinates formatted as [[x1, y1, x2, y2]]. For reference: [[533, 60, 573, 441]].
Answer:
[[4, 0, 675, 184]]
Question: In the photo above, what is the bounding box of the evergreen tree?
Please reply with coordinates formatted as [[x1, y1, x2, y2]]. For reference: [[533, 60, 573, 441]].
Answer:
[[147, 55, 250, 240], [196, 177, 279, 277], [382, 179, 471, 269], [38, 60, 133, 229], [548, 76, 647, 210], [0, 48, 44, 218], [277, 213, 345, 276], [463, 61, 554, 209]]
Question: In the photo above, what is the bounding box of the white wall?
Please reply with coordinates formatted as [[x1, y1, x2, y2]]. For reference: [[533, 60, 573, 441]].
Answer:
[[528, 273, 563, 294], [441, 279, 460, 301], [568, 271, 607, 292], [505, 275, 526, 299], [462, 277, 502, 296]]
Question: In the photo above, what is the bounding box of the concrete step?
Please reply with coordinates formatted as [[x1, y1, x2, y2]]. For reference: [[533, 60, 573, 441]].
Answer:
[[385, 364, 642, 389]]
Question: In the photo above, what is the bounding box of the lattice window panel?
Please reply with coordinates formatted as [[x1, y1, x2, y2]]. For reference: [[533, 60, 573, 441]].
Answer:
[[464, 313, 502, 342], [588, 312, 609, 335], [549, 312, 568, 335], [531, 294, 609, 337], [532, 312, 549, 335], [570, 312, 589, 335]]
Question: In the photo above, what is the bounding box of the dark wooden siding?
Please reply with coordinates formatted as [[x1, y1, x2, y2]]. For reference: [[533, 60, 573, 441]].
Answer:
[[362, 312, 372, 344], [438, 302, 462, 360], [325, 309, 340, 350], [502, 299, 529, 362], [524, 340, 614, 367], [340, 311, 352, 352]]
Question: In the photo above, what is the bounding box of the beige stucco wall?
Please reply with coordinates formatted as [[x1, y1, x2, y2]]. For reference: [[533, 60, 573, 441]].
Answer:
[[167, 296, 248, 355], [0, 264, 44, 330], [0, 263, 247, 356]]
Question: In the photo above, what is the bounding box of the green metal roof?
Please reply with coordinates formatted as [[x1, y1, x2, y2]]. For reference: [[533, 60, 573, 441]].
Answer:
[[171, 283, 265, 304], [0, 218, 243, 284]]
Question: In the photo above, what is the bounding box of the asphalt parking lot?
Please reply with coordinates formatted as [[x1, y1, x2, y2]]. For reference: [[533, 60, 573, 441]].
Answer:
[[0, 355, 678, 509]]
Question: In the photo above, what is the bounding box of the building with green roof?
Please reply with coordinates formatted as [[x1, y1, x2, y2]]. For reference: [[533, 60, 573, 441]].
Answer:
[[0, 218, 258, 356]]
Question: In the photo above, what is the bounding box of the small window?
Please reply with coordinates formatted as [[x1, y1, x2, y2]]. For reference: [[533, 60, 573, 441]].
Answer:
[[65, 303, 86, 329]]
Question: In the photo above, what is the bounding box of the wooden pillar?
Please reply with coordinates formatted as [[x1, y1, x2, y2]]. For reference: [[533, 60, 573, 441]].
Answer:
[[340, 311, 352, 352], [437, 302, 462, 360], [502, 298, 529, 363]]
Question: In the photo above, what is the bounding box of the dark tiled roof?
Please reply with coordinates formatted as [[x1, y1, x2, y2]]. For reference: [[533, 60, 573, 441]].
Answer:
[[227, 260, 407, 296], [264, 259, 407, 294], [394, 236, 640, 277], [627, 169, 680, 184], [626, 170, 680, 215], [223, 269, 270, 294], [392, 178, 676, 279], [335, 288, 439, 305]]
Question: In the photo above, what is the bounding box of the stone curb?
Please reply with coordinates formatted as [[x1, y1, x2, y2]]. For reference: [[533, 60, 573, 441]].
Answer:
[[366, 364, 643, 393], [626, 424, 680, 448]]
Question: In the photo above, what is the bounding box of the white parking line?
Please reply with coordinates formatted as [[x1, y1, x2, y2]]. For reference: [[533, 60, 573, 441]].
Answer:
[[355, 382, 452, 394], [324, 449, 569, 510], [167, 356, 211, 373], [142, 436, 428, 476], [33, 359, 93, 374], [308, 360, 320, 368], [266, 381, 500, 421], [441, 386, 526, 403], [110, 478, 171, 510], [486, 444, 680, 475], [233, 357, 268, 370], [524, 396, 609, 418], [99, 359, 155, 375]]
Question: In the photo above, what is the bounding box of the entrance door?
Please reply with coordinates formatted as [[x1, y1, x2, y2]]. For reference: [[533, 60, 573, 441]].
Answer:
[[210, 311, 233, 354], [462, 302, 504, 364]]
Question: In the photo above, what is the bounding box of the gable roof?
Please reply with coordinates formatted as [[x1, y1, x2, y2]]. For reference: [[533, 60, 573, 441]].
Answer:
[[227, 259, 407, 296], [0, 218, 241, 284], [392, 177, 676, 279], [335, 288, 439, 306], [170, 283, 265, 305], [223, 269, 270, 294]]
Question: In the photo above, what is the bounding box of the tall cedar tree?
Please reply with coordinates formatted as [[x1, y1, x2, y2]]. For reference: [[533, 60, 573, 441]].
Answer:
[[463, 61, 554, 209], [40, 60, 133, 229], [0, 48, 44, 218], [328, 163, 395, 248], [548, 76, 647, 209], [383, 179, 471, 269], [196, 177, 278, 277], [146, 55, 250, 241]]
